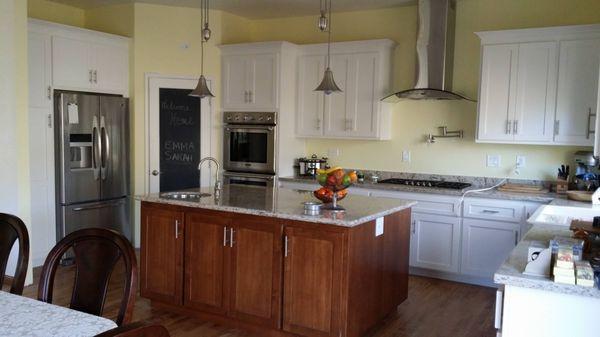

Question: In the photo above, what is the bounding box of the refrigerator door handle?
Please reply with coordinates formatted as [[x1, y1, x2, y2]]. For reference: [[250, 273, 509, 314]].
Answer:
[[100, 116, 109, 180], [92, 116, 101, 180]]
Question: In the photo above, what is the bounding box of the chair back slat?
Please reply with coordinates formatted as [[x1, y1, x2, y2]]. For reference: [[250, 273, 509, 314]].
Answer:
[[0, 213, 29, 295]]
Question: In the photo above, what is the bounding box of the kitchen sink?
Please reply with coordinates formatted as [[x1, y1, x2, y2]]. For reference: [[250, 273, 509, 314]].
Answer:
[[160, 191, 212, 201], [528, 205, 600, 227]]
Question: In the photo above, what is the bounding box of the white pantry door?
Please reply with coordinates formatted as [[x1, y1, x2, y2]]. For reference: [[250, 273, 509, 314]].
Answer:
[[146, 75, 213, 193]]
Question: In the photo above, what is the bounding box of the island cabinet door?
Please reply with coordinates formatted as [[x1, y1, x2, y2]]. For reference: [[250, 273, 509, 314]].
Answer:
[[282, 226, 345, 337], [140, 204, 184, 305], [183, 211, 229, 315], [228, 216, 283, 328]]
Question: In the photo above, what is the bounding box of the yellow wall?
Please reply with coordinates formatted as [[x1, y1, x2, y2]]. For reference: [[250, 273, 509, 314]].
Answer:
[[85, 3, 134, 37], [223, 0, 600, 180], [27, 0, 85, 27]]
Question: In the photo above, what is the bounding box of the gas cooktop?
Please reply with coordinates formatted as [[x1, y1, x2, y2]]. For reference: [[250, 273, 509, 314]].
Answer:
[[377, 178, 472, 190]]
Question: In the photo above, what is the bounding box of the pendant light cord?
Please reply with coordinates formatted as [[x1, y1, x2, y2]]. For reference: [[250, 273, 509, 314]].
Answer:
[[327, 0, 332, 69]]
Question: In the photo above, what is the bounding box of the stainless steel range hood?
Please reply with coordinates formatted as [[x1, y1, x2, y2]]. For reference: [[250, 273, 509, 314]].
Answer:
[[382, 0, 473, 102]]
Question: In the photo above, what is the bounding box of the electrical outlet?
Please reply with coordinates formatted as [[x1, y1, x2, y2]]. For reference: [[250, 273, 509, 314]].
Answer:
[[516, 155, 526, 168], [327, 148, 340, 157], [402, 150, 411, 163], [487, 154, 501, 168]]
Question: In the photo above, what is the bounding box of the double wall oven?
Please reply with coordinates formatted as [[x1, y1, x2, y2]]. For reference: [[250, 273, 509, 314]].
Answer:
[[223, 111, 277, 187]]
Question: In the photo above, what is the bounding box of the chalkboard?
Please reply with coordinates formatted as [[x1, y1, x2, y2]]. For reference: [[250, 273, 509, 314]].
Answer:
[[159, 88, 200, 192]]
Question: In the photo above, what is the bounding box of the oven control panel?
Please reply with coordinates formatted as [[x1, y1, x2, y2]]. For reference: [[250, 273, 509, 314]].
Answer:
[[223, 111, 277, 125]]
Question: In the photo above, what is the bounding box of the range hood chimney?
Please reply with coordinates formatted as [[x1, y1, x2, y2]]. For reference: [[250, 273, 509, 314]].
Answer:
[[382, 0, 473, 102]]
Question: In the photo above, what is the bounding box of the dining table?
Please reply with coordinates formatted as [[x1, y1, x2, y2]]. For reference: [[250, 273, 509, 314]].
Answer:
[[0, 290, 117, 337]]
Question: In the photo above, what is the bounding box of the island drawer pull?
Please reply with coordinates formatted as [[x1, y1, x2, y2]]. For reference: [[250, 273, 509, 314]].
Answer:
[[284, 236, 289, 257], [175, 220, 179, 239], [223, 227, 228, 246], [481, 209, 500, 214], [229, 228, 235, 247]]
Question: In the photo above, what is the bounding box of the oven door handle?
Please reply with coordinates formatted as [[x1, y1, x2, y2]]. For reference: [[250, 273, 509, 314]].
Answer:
[[225, 125, 274, 132], [223, 172, 275, 180]]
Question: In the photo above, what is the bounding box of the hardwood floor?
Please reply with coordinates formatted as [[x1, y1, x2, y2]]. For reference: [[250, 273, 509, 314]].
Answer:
[[10, 258, 496, 337]]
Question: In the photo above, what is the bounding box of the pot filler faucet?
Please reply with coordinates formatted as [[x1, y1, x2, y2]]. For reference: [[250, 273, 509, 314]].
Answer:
[[198, 157, 223, 199]]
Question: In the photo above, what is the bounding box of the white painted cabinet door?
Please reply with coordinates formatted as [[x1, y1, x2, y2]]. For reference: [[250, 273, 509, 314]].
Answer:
[[247, 53, 278, 110], [513, 42, 557, 143], [222, 55, 250, 110], [52, 36, 92, 89], [346, 53, 380, 138], [296, 55, 325, 136], [477, 44, 518, 142], [410, 213, 461, 273], [324, 54, 352, 137], [92, 42, 129, 95], [461, 218, 519, 278], [28, 31, 56, 266], [29, 32, 52, 108], [555, 39, 600, 145]]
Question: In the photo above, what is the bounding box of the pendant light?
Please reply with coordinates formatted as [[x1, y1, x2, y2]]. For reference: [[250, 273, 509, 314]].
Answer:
[[315, 0, 342, 95], [189, 0, 215, 98]]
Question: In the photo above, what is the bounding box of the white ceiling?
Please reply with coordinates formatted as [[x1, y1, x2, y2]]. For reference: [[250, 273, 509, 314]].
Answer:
[[48, 0, 416, 19]]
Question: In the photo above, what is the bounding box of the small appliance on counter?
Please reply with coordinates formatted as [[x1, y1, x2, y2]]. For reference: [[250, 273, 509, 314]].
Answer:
[[573, 151, 599, 191], [297, 154, 329, 176]]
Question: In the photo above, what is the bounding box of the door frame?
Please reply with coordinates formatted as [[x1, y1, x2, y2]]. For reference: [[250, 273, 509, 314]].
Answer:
[[144, 73, 214, 193]]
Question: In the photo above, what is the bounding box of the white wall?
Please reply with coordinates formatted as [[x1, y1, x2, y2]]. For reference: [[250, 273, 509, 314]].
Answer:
[[0, 0, 33, 285]]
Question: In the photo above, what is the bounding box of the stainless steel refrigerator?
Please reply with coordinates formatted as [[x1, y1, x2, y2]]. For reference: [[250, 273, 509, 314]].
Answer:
[[54, 91, 131, 244]]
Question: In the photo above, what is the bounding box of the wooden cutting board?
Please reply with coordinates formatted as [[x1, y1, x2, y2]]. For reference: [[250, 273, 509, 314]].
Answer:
[[497, 183, 549, 194]]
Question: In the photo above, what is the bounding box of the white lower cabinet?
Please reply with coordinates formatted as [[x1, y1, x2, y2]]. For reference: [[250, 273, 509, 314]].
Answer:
[[410, 213, 461, 273], [461, 218, 519, 278]]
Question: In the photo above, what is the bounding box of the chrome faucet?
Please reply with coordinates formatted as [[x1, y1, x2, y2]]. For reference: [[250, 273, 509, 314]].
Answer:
[[198, 157, 222, 198]]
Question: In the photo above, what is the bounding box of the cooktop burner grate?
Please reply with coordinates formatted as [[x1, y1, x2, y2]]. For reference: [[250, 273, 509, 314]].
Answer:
[[377, 178, 472, 190]]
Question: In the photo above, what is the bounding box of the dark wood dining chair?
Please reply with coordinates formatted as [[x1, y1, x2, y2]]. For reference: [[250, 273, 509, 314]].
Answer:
[[95, 321, 170, 337], [0, 213, 30, 295], [38, 228, 137, 326]]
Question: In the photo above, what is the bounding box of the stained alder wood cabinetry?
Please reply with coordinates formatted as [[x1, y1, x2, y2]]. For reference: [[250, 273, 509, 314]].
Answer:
[[140, 202, 411, 337]]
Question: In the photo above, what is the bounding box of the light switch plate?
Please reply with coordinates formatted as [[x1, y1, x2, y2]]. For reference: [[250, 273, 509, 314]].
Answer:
[[328, 148, 340, 157], [516, 155, 526, 168], [375, 217, 384, 236], [402, 150, 411, 163], [487, 154, 501, 168]]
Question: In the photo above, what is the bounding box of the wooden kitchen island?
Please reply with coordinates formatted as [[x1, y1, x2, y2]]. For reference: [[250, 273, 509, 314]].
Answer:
[[137, 185, 415, 337]]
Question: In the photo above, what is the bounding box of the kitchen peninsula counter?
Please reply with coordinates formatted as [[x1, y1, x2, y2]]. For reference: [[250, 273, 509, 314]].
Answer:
[[137, 184, 414, 337]]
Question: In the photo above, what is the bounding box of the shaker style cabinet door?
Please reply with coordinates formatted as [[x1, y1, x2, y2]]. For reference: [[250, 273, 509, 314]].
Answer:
[[348, 53, 380, 138], [183, 212, 229, 315], [554, 39, 600, 145], [140, 205, 184, 305], [461, 218, 520, 278], [222, 55, 250, 110], [477, 44, 518, 142], [52, 36, 93, 90], [296, 55, 326, 137], [513, 42, 557, 143], [92, 42, 129, 94], [282, 226, 344, 337], [323, 54, 352, 138], [228, 217, 282, 328], [247, 54, 278, 111], [409, 213, 461, 273]]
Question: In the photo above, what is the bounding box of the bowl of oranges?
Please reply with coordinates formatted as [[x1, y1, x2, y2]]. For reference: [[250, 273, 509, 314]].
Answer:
[[313, 167, 358, 211]]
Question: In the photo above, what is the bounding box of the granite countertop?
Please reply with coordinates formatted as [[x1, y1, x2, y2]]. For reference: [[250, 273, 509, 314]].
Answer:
[[135, 185, 416, 228], [494, 222, 600, 298], [279, 176, 557, 203]]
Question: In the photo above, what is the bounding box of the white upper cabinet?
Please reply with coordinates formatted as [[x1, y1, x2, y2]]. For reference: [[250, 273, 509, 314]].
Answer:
[[31, 19, 130, 97], [296, 55, 325, 137], [296, 40, 395, 140], [555, 39, 600, 145], [476, 24, 600, 146], [52, 36, 92, 90], [477, 44, 518, 142], [28, 31, 52, 108], [221, 46, 279, 111]]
